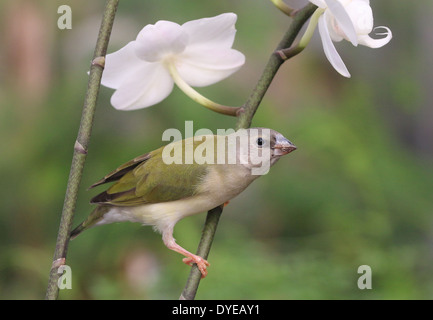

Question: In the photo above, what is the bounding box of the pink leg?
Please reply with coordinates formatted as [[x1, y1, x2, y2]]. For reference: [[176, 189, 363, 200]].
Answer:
[[162, 228, 210, 278]]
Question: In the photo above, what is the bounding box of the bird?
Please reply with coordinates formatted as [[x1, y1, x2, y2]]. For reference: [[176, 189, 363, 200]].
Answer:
[[70, 128, 296, 278]]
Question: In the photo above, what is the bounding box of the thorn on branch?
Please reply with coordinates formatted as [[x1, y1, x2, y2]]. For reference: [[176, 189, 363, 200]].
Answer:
[[92, 56, 105, 69], [51, 257, 66, 270], [74, 140, 87, 154], [275, 46, 303, 61], [275, 49, 289, 61], [236, 107, 246, 117], [290, 9, 300, 17]]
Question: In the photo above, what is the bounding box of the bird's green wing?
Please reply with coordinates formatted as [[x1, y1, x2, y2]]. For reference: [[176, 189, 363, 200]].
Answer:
[[88, 152, 151, 189], [90, 142, 210, 206]]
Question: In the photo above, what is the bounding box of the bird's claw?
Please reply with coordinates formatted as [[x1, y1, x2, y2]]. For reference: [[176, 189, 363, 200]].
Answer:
[[182, 255, 210, 278]]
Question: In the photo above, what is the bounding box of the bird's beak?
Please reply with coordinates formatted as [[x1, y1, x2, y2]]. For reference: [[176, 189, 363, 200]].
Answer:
[[273, 136, 297, 156]]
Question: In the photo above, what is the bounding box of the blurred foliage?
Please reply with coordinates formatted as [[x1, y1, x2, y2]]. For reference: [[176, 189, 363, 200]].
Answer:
[[0, 0, 432, 300]]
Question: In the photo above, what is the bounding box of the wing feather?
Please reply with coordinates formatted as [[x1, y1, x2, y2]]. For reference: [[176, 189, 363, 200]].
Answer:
[[88, 153, 151, 189], [90, 140, 210, 206]]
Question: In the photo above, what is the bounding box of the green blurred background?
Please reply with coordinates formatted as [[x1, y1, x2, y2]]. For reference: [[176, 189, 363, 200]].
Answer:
[[1, 0, 432, 299]]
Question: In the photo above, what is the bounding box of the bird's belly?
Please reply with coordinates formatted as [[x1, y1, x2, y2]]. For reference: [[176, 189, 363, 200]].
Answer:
[[97, 166, 255, 233], [98, 193, 226, 234]]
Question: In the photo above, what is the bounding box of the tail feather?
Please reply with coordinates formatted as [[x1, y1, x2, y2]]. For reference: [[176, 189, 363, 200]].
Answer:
[[70, 206, 110, 240], [70, 222, 86, 240]]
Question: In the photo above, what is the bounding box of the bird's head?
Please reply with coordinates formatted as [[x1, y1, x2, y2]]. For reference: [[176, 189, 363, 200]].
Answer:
[[231, 128, 296, 175]]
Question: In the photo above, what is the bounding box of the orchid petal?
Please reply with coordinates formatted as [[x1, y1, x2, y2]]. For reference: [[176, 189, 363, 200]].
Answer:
[[357, 26, 392, 48], [101, 41, 142, 89], [345, 0, 374, 36], [324, 0, 358, 46], [182, 13, 237, 51], [323, 10, 344, 42], [177, 13, 245, 86], [110, 63, 173, 110], [177, 48, 245, 87], [318, 15, 351, 78], [135, 21, 188, 62]]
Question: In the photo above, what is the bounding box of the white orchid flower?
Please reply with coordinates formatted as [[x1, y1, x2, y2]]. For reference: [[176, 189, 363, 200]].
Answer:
[[101, 13, 245, 115], [309, 0, 392, 77]]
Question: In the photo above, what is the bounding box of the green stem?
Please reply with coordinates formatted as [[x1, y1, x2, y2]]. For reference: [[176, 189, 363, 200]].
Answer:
[[276, 8, 324, 60], [167, 62, 243, 117], [270, 0, 295, 16], [45, 0, 119, 300], [237, 3, 317, 130], [179, 2, 317, 300]]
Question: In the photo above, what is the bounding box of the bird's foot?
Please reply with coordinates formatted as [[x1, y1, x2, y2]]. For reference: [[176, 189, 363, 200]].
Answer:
[[182, 255, 210, 278]]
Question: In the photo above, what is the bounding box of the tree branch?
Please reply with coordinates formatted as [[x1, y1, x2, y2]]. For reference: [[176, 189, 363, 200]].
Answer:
[[45, 0, 119, 300], [180, 206, 223, 300], [179, 2, 317, 300]]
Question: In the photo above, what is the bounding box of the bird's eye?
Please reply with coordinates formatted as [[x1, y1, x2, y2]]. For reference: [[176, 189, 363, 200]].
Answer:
[[256, 137, 264, 147]]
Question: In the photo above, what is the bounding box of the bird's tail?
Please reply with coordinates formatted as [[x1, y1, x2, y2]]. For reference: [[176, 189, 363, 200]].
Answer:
[[70, 206, 109, 240], [70, 222, 86, 240]]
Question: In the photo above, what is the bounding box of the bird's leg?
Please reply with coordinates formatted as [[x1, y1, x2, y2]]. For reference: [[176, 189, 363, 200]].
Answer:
[[162, 227, 210, 278]]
